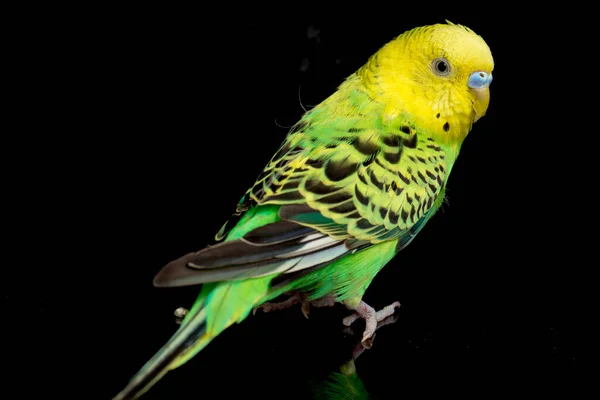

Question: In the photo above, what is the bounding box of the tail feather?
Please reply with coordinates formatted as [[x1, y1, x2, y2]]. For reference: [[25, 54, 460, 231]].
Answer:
[[114, 278, 272, 400], [112, 303, 211, 400]]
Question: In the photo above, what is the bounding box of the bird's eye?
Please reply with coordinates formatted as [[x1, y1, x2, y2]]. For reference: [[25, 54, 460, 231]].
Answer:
[[432, 58, 451, 76]]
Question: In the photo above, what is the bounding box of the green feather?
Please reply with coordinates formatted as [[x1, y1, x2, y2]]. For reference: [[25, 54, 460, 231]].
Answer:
[[266, 240, 397, 304], [312, 360, 370, 400], [225, 204, 282, 240]]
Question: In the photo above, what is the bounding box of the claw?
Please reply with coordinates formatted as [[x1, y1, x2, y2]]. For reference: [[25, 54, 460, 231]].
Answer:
[[301, 301, 311, 319], [347, 313, 400, 362], [343, 300, 401, 342]]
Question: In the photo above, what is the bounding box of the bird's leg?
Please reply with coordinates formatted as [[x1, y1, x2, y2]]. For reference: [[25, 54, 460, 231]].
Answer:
[[253, 292, 304, 315], [342, 300, 401, 342], [253, 292, 337, 318]]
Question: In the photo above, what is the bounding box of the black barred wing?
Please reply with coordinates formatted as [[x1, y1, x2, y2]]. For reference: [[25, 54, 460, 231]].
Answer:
[[156, 119, 448, 287], [220, 119, 447, 246]]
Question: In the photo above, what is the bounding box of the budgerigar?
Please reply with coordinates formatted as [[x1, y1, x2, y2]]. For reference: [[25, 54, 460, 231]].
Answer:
[[114, 21, 494, 400]]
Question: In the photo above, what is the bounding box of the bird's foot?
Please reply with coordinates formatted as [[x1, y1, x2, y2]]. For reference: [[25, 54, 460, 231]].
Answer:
[[345, 313, 400, 360], [253, 292, 336, 318], [342, 300, 401, 343]]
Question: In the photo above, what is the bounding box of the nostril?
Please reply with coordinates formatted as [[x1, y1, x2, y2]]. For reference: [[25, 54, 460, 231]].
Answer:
[[468, 71, 491, 89]]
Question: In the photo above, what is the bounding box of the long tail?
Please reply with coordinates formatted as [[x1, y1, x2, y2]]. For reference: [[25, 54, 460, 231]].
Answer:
[[113, 278, 270, 400], [114, 204, 355, 399], [112, 294, 210, 400]]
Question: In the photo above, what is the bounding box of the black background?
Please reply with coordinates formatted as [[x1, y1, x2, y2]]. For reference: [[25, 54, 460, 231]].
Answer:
[[8, 8, 587, 400]]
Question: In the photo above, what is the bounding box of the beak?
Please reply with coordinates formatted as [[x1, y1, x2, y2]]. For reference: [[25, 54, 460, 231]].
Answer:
[[468, 71, 492, 122], [471, 86, 490, 122]]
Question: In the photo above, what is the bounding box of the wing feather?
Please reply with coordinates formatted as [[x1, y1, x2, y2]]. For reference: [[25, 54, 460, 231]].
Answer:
[[157, 112, 448, 288], [153, 220, 353, 287]]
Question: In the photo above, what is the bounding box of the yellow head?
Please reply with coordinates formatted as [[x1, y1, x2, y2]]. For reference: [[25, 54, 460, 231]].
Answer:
[[359, 22, 494, 144]]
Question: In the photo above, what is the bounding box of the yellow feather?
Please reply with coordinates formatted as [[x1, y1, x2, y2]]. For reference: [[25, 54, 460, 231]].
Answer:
[[358, 23, 494, 148]]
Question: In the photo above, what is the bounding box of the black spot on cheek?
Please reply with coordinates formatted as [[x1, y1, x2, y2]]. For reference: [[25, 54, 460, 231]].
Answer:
[[443, 122, 450, 132], [436, 113, 440, 119]]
